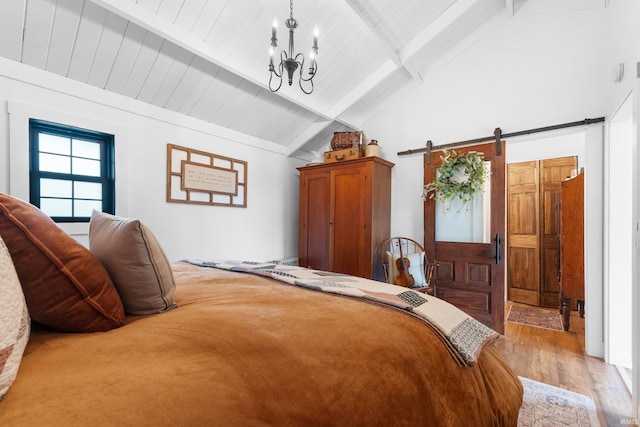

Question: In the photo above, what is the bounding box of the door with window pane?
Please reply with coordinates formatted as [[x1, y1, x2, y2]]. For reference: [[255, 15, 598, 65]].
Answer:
[[424, 142, 506, 334]]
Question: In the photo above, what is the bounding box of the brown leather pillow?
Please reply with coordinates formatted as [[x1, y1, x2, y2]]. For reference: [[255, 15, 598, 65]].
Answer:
[[0, 193, 124, 332], [89, 211, 177, 315]]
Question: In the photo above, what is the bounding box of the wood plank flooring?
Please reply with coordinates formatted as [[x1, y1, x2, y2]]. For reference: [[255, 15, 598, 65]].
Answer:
[[495, 302, 636, 427]]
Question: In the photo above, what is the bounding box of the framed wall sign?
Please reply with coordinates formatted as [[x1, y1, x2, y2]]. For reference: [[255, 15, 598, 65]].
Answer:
[[166, 144, 247, 207]]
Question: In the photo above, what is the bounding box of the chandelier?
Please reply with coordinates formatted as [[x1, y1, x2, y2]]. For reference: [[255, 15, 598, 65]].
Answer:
[[269, 0, 318, 94]]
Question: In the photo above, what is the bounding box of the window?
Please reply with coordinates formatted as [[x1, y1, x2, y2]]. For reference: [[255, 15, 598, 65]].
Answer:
[[29, 119, 115, 222]]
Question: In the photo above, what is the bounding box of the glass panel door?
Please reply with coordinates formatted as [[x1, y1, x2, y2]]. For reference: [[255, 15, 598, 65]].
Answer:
[[435, 160, 491, 244]]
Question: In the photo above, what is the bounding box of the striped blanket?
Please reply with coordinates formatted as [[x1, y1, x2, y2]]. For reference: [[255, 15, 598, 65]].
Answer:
[[183, 259, 499, 366]]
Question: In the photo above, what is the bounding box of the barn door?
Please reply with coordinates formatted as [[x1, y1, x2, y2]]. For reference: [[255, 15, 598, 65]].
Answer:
[[424, 142, 506, 334]]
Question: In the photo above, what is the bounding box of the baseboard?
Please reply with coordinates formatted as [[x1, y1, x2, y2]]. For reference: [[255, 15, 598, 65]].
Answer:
[[616, 364, 632, 395]]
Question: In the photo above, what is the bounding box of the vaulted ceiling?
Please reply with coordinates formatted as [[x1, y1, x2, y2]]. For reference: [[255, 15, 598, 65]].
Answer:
[[0, 0, 514, 159]]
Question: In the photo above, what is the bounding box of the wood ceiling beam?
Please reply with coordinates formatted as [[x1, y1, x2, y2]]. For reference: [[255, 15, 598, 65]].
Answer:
[[87, 0, 359, 131]]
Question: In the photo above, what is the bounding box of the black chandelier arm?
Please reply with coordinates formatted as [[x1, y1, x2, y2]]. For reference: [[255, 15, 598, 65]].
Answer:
[[268, 70, 283, 92], [292, 54, 313, 94], [298, 75, 314, 94], [295, 53, 317, 83], [268, 57, 286, 92]]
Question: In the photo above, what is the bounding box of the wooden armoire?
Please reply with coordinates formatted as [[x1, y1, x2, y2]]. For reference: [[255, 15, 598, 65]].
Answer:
[[297, 157, 393, 279]]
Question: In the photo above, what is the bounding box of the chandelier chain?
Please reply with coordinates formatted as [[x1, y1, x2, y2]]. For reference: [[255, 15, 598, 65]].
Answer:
[[290, 0, 293, 20]]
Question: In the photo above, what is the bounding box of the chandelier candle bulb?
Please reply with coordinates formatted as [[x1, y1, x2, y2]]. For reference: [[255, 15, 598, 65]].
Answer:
[[313, 26, 318, 49]]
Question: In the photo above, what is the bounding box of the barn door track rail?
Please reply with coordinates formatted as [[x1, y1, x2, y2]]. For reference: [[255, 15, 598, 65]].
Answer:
[[398, 117, 605, 165]]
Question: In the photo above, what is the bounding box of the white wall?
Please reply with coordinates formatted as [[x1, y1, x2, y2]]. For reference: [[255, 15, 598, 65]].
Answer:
[[361, 2, 609, 356], [0, 57, 305, 263], [606, 93, 633, 368], [605, 0, 640, 417], [633, 72, 640, 423], [363, 3, 608, 240]]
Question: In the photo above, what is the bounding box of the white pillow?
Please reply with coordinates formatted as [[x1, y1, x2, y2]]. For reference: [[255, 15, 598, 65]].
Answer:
[[386, 251, 427, 287], [0, 234, 30, 400]]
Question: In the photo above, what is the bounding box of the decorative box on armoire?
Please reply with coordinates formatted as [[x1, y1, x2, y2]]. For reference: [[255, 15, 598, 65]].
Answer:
[[298, 157, 394, 279]]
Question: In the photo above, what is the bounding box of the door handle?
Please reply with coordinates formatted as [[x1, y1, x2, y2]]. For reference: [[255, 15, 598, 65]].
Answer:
[[495, 234, 501, 265]]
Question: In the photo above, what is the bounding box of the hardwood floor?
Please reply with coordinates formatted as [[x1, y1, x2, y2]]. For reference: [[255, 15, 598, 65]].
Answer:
[[495, 302, 636, 427]]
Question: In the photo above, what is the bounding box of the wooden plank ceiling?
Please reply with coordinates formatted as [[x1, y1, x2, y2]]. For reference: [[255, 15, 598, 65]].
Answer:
[[0, 0, 509, 159]]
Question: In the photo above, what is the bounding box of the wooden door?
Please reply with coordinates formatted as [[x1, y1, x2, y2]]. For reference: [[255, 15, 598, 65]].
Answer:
[[506, 157, 577, 307], [424, 142, 506, 334], [506, 161, 540, 305], [331, 166, 367, 276], [540, 157, 577, 307], [560, 170, 585, 329]]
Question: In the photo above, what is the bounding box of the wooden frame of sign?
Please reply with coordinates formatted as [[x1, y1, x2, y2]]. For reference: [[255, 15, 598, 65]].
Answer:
[[166, 143, 248, 207]]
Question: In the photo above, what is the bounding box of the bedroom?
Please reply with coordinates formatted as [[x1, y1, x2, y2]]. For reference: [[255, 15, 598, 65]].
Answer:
[[0, 0, 638, 425]]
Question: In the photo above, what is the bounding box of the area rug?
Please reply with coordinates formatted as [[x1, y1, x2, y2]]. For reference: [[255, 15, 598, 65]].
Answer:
[[519, 377, 600, 427], [507, 305, 563, 331]]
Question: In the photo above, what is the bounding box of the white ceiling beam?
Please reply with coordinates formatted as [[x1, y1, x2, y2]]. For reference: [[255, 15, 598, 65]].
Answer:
[[342, 0, 401, 67], [330, 58, 397, 115], [329, 0, 483, 125], [421, 5, 505, 77], [317, 0, 422, 122], [285, 120, 334, 157], [401, 0, 482, 61], [285, 58, 400, 155], [88, 0, 358, 131], [506, 0, 515, 17], [341, 0, 422, 82]]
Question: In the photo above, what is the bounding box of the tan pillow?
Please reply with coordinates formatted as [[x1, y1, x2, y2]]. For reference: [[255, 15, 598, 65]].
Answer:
[[89, 211, 177, 315], [0, 234, 30, 400], [0, 193, 124, 333]]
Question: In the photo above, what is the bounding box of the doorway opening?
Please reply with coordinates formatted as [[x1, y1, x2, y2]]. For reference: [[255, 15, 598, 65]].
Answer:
[[504, 131, 587, 339], [506, 156, 578, 309]]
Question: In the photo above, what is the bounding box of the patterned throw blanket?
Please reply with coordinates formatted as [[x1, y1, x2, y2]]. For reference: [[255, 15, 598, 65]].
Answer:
[[183, 259, 499, 367]]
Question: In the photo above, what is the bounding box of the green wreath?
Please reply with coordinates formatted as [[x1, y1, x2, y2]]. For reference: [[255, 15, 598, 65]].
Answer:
[[423, 149, 490, 208]]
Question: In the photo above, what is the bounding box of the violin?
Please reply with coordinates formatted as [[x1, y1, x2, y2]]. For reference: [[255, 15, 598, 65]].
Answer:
[[394, 245, 414, 288]]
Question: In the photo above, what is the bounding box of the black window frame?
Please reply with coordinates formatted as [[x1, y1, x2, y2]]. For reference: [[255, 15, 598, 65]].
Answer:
[[29, 119, 115, 223]]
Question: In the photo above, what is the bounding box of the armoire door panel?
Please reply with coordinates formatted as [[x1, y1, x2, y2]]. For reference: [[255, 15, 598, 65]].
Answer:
[[299, 172, 330, 271], [332, 167, 366, 276]]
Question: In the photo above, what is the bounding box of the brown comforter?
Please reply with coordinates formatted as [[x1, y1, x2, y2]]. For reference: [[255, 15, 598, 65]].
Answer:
[[0, 262, 523, 426]]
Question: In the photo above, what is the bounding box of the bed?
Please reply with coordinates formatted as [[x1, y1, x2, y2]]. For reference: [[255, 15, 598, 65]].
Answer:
[[0, 193, 523, 426]]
